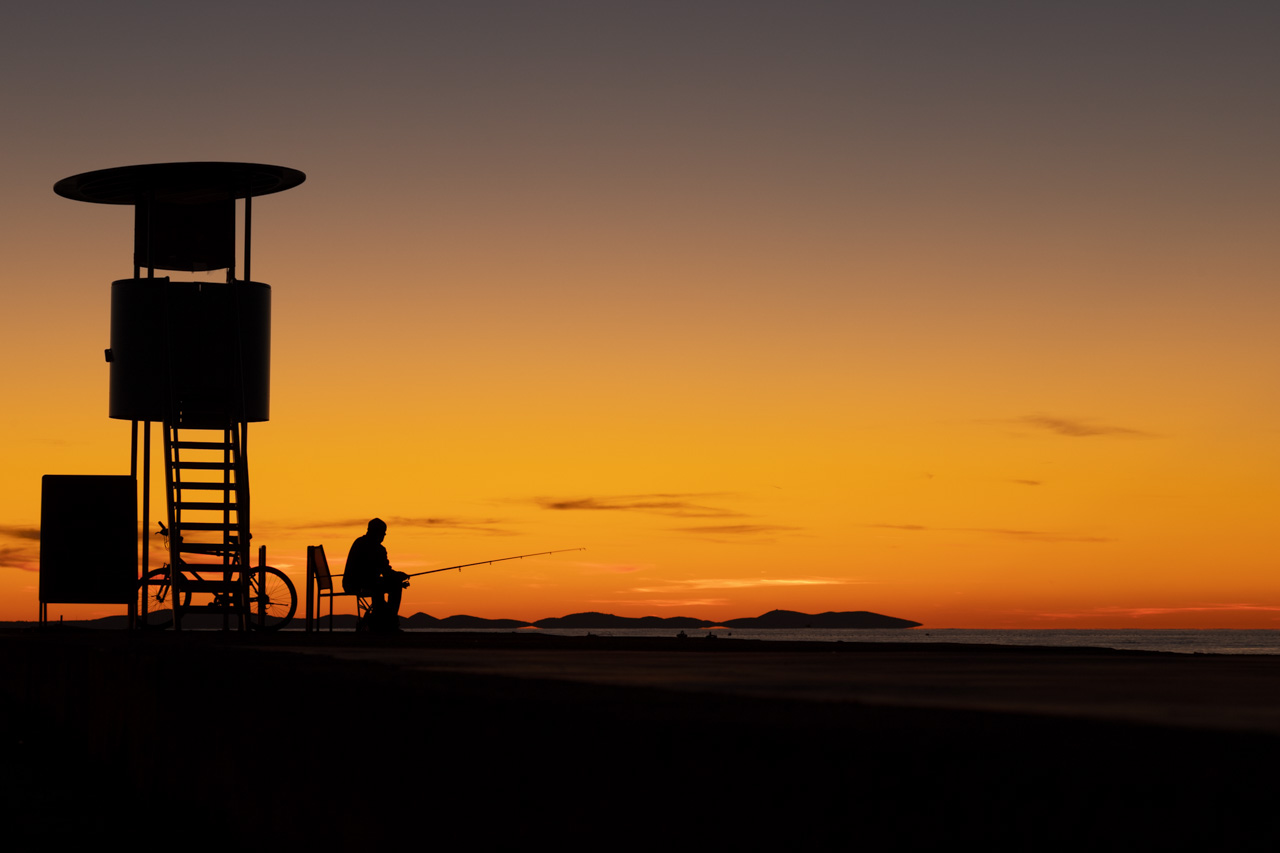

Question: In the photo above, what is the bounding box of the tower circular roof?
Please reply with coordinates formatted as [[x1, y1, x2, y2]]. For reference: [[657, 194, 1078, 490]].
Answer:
[[54, 162, 306, 205]]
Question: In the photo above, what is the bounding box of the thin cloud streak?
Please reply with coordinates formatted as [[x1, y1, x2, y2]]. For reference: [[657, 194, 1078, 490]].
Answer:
[[1027, 603, 1280, 620], [1015, 415, 1155, 438], [985, 529, 1113, 543], [0, 526, 40, 541], [387, 516, 516, 535], [632, 577, 862, 593], [1098, 603, 1280, 617], [867, 524, 1111, 543], [591, 599, 730, 608], [0, 546, 37, 571], [535, 494, 744, 518], [671, 524, 801, 536], [269, 517, 515, 535], [576, 562, 648, 574]]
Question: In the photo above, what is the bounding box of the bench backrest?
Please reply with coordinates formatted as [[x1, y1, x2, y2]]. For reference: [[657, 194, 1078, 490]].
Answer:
[[308, 544, 333, 592]]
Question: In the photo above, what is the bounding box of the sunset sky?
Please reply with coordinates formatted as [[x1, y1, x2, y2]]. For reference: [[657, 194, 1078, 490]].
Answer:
[[4, 2, 1279, 627]]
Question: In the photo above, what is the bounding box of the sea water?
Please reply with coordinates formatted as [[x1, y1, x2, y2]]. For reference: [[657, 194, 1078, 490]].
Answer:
[[410, 626, 1280, 655]]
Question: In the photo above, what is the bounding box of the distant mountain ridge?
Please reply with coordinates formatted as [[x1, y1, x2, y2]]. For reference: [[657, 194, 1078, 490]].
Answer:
[[399, 609, 919, 630], [30, 608, 920, 631]]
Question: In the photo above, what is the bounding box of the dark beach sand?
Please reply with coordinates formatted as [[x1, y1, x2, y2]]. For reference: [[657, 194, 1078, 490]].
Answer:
[[3, 629, 1277, 848]]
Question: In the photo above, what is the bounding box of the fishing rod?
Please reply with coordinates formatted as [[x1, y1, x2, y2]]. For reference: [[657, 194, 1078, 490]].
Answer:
[[405, 548, 585, 578]]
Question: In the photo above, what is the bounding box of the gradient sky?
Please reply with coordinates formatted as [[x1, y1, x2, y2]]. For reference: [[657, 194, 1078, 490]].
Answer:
[[4, 2, 1279, 627]]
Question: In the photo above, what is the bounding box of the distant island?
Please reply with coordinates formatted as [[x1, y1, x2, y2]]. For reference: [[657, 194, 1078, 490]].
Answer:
[[7, 608, 921, 631], [404, 608, 920, 630]]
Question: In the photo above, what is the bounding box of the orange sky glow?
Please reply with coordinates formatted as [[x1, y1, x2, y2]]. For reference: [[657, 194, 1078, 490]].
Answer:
[[3, 3, 1279, 628]]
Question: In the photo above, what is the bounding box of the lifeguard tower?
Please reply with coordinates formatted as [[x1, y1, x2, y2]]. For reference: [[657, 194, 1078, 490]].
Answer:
[[50, 162, 305, 629]]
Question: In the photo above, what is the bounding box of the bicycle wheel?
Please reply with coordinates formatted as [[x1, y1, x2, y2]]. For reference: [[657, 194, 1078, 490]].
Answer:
[[245, 566, 297, 630], [138, 567, 190, 629]]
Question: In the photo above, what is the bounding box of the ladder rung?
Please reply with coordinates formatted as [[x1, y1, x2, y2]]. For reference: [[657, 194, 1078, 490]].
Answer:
[[179, 543, 240, 554], [174, 441, 234, 450], [176, 501, 237, 511], [177, 482, 237, 491], [179, 578, 243, 591], [175, 461, 234, 470]]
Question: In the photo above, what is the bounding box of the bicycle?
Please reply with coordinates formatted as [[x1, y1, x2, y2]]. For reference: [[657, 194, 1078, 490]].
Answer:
[[139, 527, 296, 630]]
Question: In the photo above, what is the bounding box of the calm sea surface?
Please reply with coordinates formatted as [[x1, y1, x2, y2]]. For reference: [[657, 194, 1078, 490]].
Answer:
[[411, 627, 1280, 655]]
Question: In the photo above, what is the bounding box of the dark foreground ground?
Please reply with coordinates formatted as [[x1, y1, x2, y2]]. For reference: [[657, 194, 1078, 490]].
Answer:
[[3, 628, 1278, 849]]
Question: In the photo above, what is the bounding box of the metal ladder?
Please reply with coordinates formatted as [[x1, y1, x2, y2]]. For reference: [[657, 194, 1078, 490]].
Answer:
[[162, 422, 251, 629]]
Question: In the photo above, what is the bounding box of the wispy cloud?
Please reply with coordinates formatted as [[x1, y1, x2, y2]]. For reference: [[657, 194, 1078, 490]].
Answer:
[[0, 524, 39, 570], [1096, 603, 1280, 617], [1010, 479, 1042, 486], [269, 517, 515, 536], [982, 529, 1113, 543], [632, 577, 860, 593], [1028, 603, 1280, 620], [0, 546, 37, 571], [576, 562, 649, 574], [671, 524, 801, 537], [867, 524, 1111, 543], [387, 516, 515, 535], [1014, 415, 1155, 438], [591, 598, 730, 608], [535, 494, 744, 518]]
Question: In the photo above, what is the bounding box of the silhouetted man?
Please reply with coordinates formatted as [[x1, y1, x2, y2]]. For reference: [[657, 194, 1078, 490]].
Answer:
[[344, 518, 409, 632]]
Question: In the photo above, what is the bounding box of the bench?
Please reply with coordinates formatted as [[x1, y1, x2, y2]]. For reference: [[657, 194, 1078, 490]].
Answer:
[[305, 544, 370, 631]]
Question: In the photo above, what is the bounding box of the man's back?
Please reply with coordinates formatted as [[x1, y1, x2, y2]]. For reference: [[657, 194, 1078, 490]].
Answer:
[[343, 533, 387, 593]]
